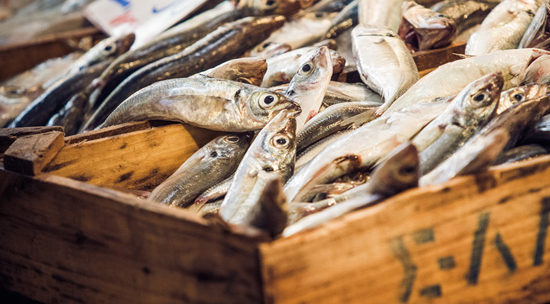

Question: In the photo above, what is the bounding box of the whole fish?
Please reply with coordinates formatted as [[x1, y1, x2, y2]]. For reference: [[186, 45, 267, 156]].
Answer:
[[399, 1, 457, 51], [149, 134, 251, 207], [382, 48, 549, 115], [432, 0, 500, 34], [498, 84, 550, 114], [465, 0, 540, 56], [283, 142, 419, 236], [521, 54, 550, 85], [250, 12, 337, 57], [296, 101, 380, 153], [285, 46, 333, 131], [100, 77, 300, 131], [83, 15, 286, 131], [220, 110, 297, 224], [325, 0, 358, 39], [237, 0, 314, 15], [8, 60, 111, 128], [417, 73, 503, 174], [358, 0, 404, 32], [493, 144, 548, 165], [420, 94, 550, 186], [519, 2, 550, 48], [284, 101, 448, 202], [192, 57, 268, 86], [262, 45, 345, 87], [352, 25, 419, 107]]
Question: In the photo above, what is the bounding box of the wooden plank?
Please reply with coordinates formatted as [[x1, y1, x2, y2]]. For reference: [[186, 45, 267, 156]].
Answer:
[[0, 126, 64, 153], [261, 156, 550, 304], [413, 42, 466, 73], [65, 121, 151, 145], [4, 131, 64, 176], [45, 123, 221, 190], [0, 170, 263, 304]]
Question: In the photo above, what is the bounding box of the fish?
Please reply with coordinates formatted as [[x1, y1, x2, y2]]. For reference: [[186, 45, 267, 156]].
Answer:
[[192, 57, 268, 86], [521, 54, 550, 85], [296, 101, 380, 153], [149, 133, 251, 207], [262, 44, 345, 87], [325, 0, 358, 39], [285, 46, 333, 131], [99, 77, 300, 131], [358, 0, 404, 32], [465, 0, 540, 56], [519, 1, 550, 48], [432, 0, 500, 34], [237, 0, 315, 16], [283, 142, 419, 236], [398, 1, 457, 51], [420, 94, 550, 186], [334, 28, 356, 69], [220, 110, 298, 224], [192, 199, 224, 217], [247, 42, 292, 58], [83, 15, 285, 131], [417, 73, 503, 174], [250, 11, 337, 57], [498, 84, 550, 114], [304, 0, 354, 13], [192, 175, 234, 209], [284, 101, 448, 202], [322, 81, 382, 107], [352, 25, 419, 107], [8, 60, 112, 128], [295, 129, 353, 170], [46, 92, 88, 135], [493, 144, 548, 165], [381, 48, 550, 115]]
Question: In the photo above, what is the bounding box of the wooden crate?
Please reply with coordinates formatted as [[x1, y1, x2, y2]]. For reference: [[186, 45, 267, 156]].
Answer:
[[0, 120, 549, 304]]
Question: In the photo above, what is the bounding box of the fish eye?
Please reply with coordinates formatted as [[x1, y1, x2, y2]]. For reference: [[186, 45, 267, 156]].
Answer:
[[399, 165, 416, 175], [301, 63, 312, 73], [473, 93, 486, 102], [260, 93, 278, 108], [265, 0, 275, 6], [104, 45, 113, 52], [315, 12, 323, 18], [226, 136, 240, 142], [263, 42, 271, 48], [513, 93, 523, 101], [263, 166, 274, 172], [272, 134, 290, 148], [210, 151, 218, 157]]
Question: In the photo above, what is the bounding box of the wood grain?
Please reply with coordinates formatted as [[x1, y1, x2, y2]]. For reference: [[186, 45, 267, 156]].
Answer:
[[0, 170, 263, 303], [261, 156, 550, 304], [4, 131, 64, 175], [45, 123, 221, 190], [0, 126, 63, 152]]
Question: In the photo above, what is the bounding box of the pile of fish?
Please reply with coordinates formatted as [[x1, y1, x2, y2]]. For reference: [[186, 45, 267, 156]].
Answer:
[[3, 0, 550, 238]]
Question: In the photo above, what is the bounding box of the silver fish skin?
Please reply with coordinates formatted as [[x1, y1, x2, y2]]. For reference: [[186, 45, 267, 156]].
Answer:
[[194, 199, 224, 217], [192, 57, 268, 86], [296, 129, 352, 170], [283, 142, 419, 236], [465, 0, 541, 56], [297, 101, 380, 153], [285, 46, 333, 131], [432, 0, 500, 34], [66, 33, 135, 75], [358, 0, 404, 32], [250, 11, 337, 57], [149, 134, 251, 207], [334, 28, 356, 69], [323, 81, 382, 106], [191, 174, 234, 210], [248, 42, 292, 58], [521, 55, 550, 85], [284, 101, 448, 202], [420, 94, 550, 186], [519, 1, 550, 48], [418, 73, 504, 174], [412, 72, 503, 151], [237, 0, 314, 15], [100, 77, 300, 131], [239, 172, 288, 237], [325, 0, 358, 39], [262, 45, 345, 87], [352, 25, 419, 107], [220, 110, 298, 225], [498, 84, 550, 114], [381, 48, 550, 115], [493, 144, 548, 165]]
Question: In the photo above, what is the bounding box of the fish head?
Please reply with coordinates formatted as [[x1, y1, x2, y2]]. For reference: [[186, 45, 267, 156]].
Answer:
[[454, 72, 504, 127], [260, 110, 298, 179], [499, 84, 550, 114], [206, 133, 253, 164], [288, 46, 332, 89], [93, 33, 135, 61], [247, 88, 301, 124], [249, 41, 292, 58], [398, 6, 457, 51], [115, 33, 136, 55], [369, 142, 419, 197]]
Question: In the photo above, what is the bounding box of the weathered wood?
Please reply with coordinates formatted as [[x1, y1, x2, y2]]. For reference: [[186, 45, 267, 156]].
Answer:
[[0, 170, 263, 304], [0, 126, 64, 152], [260, 156, 550, 304], [413, 42, 466, 72], [45, 123, 221, 190], [65, 121, 151, 145], [4, 131, 64, 175]]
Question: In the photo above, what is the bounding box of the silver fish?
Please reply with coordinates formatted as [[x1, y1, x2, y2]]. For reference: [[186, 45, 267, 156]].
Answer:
[[149, 134, 251, 207], [100, 77, 300, 132], [358, 0, 404, 32], [220, 110, 298, 224], [283, 142, 419, 236], [352, 25, 419, 107], [285, 46, 333, 131], [192, 57, 268, 86], [465, 0, 540, 56], [432, 0, 500, 35], [237, 0, 315, 15], [322, 81, 382, 107], [296, 129, 352, 170]]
